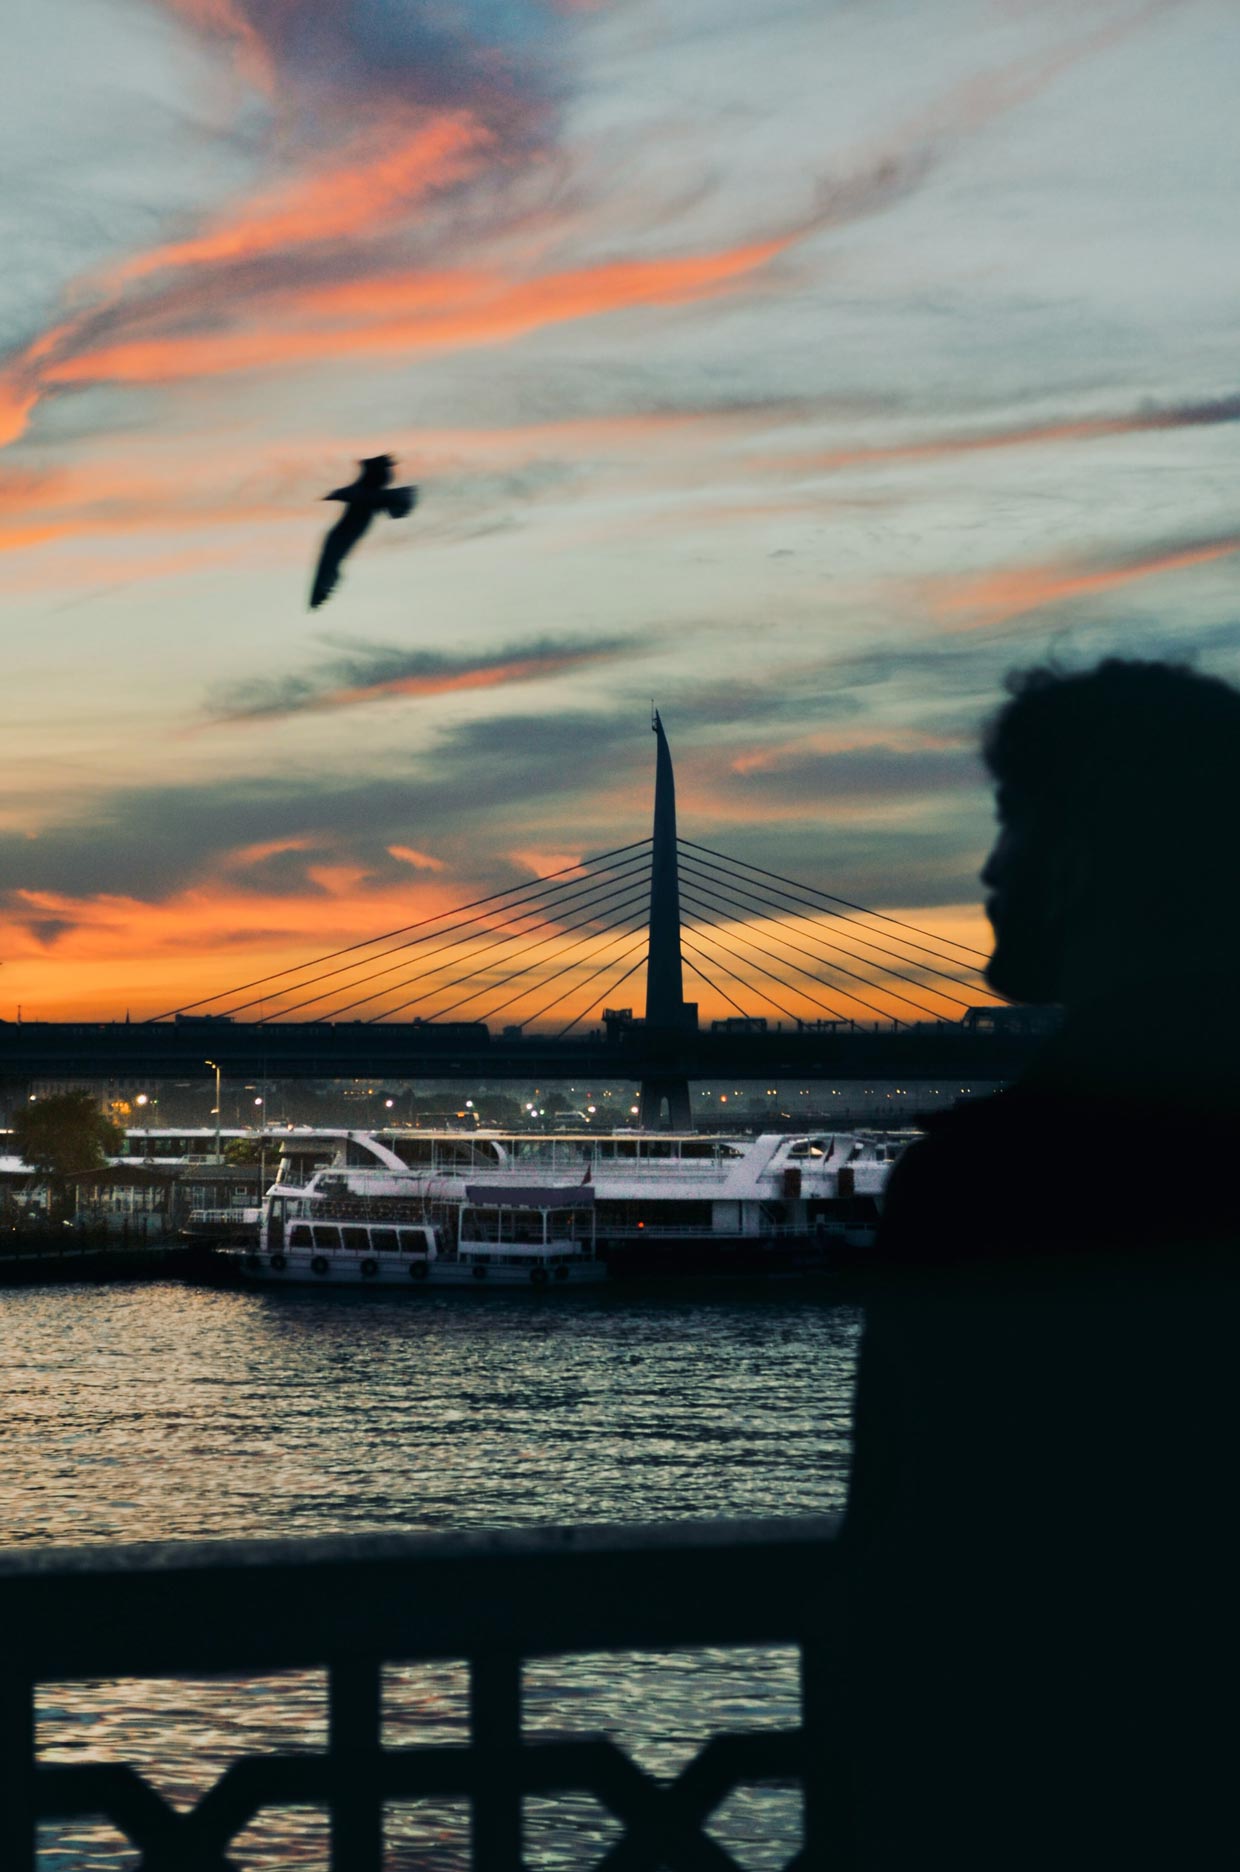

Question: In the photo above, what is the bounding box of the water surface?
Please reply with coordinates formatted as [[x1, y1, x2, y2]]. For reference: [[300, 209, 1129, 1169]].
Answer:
[[4, 1280, 859, 1867]]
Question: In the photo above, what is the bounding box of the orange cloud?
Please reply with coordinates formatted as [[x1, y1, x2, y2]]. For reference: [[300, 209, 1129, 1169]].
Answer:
[[107, 113, 490, 286], [730, 726, 962, 775], [275, 651, 619, 717], [930, 532, 1240, 629], [0, 383, 40, 450], [44, 234, 796, 392], [388, 845, 446, 871], [230, 836, 315, 867], [508, 849, 587, 880], [162, 0, 277, 94]]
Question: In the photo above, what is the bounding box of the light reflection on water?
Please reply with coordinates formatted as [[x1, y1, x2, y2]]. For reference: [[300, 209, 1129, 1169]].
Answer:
[[6, 1280, 859, 1867]]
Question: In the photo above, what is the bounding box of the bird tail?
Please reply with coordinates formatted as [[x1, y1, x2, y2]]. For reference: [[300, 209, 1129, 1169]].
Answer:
[[309, 564, 338, 608]]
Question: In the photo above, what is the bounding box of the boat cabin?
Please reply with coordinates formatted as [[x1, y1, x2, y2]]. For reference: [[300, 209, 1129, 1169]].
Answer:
[[458, 1183, 597, 1274]]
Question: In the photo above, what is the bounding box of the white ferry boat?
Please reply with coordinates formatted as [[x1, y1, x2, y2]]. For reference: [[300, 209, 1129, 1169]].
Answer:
[[219, 1126, 890, 1289]]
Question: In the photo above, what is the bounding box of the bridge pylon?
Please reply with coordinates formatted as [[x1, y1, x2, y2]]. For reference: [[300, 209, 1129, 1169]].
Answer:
[[639, 711, 695, 1128]]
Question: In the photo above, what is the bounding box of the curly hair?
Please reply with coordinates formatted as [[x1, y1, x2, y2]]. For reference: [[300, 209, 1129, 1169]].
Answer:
[[982, 656, 1240, 936]]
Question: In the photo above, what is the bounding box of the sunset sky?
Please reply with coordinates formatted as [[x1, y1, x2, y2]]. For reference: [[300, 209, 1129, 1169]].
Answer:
[[2, 0, 1238, 1022]]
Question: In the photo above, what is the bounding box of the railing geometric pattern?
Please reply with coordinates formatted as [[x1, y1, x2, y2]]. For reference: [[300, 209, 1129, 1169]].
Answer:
[[0, 1516, 849, 1871]]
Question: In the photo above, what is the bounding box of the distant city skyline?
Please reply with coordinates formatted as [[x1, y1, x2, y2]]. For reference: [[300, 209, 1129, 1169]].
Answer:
[[2, 0, 1237, 1019]]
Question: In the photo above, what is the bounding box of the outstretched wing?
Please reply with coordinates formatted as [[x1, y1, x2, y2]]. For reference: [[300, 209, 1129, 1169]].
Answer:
[[383, 485, 418, 519], [309, 504, 372, 609]]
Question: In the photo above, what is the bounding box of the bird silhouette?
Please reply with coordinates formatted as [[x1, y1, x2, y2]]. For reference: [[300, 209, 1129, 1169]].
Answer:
[[309, 455, 417, 608]]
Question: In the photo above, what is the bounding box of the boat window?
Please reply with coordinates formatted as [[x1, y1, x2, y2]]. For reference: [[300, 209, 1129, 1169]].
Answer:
[[288, 1224, 312, 1247], [312, 1225, 342, 1250], [397, 1229, 426, 1255], [371, 1228, 398, 1253], [342, 1227, 369, 1253]]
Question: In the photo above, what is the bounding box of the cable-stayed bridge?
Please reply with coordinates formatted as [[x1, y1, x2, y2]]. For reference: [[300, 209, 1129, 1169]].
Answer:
[[0, 717, 1043, 1110]]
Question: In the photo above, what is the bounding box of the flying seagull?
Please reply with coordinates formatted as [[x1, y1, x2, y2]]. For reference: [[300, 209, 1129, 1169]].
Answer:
[[309, 454, 417, 608]]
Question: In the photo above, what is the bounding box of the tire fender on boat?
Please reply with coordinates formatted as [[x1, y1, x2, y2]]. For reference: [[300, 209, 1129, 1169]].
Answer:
[[360, 1258, 379, 1278], [271, 1253, 287, 1272], [530, 1266, 549, 1286], [473, 1264, 487, 1280], [311, 1255, 329, 1277], [409, 1262, 429, 1280]]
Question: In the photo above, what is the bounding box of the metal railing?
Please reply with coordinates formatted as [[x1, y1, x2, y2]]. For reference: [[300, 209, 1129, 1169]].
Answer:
[[0, 1516, 847, 1871]]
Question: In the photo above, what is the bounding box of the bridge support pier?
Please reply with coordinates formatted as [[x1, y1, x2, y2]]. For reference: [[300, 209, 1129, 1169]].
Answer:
[[638, 1075, 692, 1131]]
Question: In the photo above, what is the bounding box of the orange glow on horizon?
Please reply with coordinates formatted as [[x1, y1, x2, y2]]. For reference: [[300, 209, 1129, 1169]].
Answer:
[[0, 881, 995, 1026]]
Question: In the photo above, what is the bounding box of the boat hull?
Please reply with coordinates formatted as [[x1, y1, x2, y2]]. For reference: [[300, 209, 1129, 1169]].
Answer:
[[599, 1231, 842, 1280], [231, 1250, 604, 1289]]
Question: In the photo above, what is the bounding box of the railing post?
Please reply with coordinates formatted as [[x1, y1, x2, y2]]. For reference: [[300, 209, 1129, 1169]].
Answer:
[[470, 1653, 523, 1872], [329, 1655, 383, 1872], [0, 1672, 36, 1872]]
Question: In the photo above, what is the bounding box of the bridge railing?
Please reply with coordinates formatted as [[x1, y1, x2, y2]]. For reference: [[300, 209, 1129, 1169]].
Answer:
[[0, 1515, 848, 1871]]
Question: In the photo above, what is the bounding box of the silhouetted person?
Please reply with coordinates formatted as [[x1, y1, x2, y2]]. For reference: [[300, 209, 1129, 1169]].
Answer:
[[309, 454, 416, 608], [842, 660, 1240, 1870]]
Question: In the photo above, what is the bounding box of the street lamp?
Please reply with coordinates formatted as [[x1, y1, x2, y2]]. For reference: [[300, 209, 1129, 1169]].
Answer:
[[205, 1060, 221, 1162]]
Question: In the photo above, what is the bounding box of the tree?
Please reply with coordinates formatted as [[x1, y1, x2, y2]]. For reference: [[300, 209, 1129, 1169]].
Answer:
[[224, 1137, 267, 1166], [12, 1091, 124, 1180]]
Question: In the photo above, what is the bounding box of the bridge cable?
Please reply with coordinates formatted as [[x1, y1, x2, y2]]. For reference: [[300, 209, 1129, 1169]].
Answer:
[[395, 910, 652, 1028], [681, 883, 898, 1021], [348, 890, 651, 1025], [677, 853, 988, 995], [678, 894, 856, 1023], [679, 948, 763, 1022], [509, 930, 652, 1031], [678, 870, 979, 1014], [680, 887, 943, 1021], [678, 846, 988, 980], [242, 850, 653, 1020], [679, 922, 872, 1026], [265, 868, 652, 1022], [309, 883, 651, 1026], [476, 927, 649, 1030], [678, 838, 991, 961], [555, 952, 649, 1039], [148, 836, 652, 1019], [681, 935, 802, 1025]]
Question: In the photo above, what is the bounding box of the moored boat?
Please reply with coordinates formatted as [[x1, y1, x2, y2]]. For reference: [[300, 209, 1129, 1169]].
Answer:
[[217, 1126, 889, 1288]]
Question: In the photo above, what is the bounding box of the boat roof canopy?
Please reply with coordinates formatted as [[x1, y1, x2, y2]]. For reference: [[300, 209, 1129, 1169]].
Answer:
[[465, 1183, 595, 1209]]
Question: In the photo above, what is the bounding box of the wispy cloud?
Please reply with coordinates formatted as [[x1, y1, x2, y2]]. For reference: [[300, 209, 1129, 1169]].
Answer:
[[929, 529, 1240, 629], [207, 634, 631, 722], [388, 844, 446, 872], [0, 5, 1167, 450], [105, 114, 492, 286], [771, 393, 1240, 479]]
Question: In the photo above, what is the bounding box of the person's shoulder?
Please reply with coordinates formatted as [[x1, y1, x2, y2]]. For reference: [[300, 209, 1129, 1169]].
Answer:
[[889, 1088, 1027, 1179], [870, 1089, 1050, 1275]]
